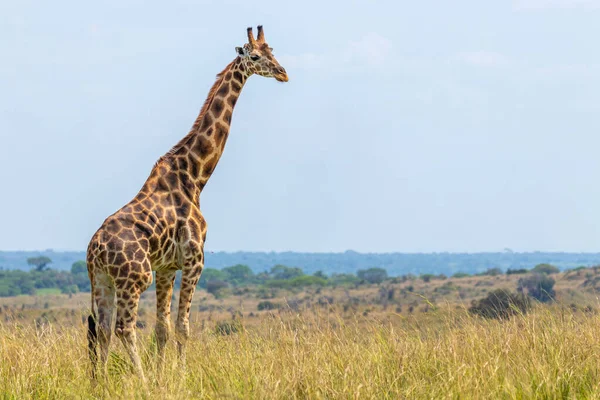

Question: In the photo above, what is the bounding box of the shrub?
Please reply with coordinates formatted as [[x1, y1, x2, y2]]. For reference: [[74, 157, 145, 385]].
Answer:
[[452, 272, 470, 278], [290, 275, 327, 287], [222, 264, 254, 286], [532, 264, 560, 275], [357, 268, 388, 284], [206, 280, 228, 297], [214, 319, 243, 335], [329, 273, 359, 287], [506, 268, 529, 275], [199, 268, 228, 288], [518, 274, 556, 302], [469, 289, 531, 320], [479, 268, 502, 276], [270, 265, 304, 280], [257, 301, 281, 311]]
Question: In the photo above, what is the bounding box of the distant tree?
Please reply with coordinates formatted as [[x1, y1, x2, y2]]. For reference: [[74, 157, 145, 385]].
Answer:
[[61, 284, 79, 295], [469, 289, 531, 320], [420, 274, 434, 283], [480, 268, 502, 276], [222, 264, 254, 285], [199, 268, 228, 288], [531, 264, 560, 275], [289, 275, 327, 287], [206, 280, 228, 297], [329, 273, 359, 287], [452, 272, 470, 278], [313, 270, 327, 279], [270, 265, 304, 280], [71, 260, 87, 275], [357, 268, 388, 284], [506, 268, 529, 275], [27, 256, 52, 272], [518, 273, 556, 302], [257, 301, 280, 311]]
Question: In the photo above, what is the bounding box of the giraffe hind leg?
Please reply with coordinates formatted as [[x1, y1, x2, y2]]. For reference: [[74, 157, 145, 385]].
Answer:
[[94, 272, 115, 379], [155, 269, 176, 373], [87, 314, 98, 379], [114, 262, 153, 381]]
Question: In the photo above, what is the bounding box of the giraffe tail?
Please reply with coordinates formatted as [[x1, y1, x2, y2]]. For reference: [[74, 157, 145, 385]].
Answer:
[[87, 271, 98, 378]]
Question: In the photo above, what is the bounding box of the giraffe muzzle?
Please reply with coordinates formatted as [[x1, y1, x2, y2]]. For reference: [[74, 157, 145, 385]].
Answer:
[[274, 67, 288, 82]]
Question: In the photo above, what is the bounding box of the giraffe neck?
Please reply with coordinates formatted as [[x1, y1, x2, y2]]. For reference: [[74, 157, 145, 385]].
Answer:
[[157, 57, 249, 198]]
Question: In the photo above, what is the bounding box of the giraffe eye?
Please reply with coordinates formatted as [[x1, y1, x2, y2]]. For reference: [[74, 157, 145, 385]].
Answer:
[[250, 54, 260, 61]]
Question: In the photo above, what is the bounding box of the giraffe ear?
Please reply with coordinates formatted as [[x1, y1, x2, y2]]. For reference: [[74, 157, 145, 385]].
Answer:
[[235, 46, 245, 56]]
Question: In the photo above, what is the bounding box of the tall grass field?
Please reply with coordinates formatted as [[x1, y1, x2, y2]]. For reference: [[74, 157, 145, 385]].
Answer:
[[1, 305, 600, 399]]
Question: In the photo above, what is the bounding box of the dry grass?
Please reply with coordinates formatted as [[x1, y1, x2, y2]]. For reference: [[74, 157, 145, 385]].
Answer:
[[2, 304, 600, 399]]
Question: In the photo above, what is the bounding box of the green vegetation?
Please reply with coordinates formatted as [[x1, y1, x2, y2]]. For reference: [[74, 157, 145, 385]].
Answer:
[[469, 289, 531, 319], [4, 250, 600, 276], [26, 256, 52, 272], [3, 306, 600, 398], [532, 263, 560, 275], [518, 273, 556, 303], [0, 263, 90, 297]]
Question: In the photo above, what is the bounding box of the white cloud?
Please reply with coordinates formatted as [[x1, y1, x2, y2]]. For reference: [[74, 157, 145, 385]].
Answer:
[[513, 0, 600, 9], [455, 51, 511, 68]]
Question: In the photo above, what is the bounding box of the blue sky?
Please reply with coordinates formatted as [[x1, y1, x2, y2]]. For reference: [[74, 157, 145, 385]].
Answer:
[[1, 0, 599, 252]]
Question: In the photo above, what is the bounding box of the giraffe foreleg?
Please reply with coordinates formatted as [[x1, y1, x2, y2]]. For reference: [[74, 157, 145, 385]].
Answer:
[[155, 269, 176, 372]]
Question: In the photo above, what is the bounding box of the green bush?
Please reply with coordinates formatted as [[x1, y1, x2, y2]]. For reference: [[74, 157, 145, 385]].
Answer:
[[257, 301, 281, 311], [452, 272, 471, 278], [518, 274, 556, 302], [532, 264, 560, 275], [206, 280, 228, 297], [214, 319, 243, 336], [479, 268, 502, 276], [357, 268, 388, 284], [506, 268, 529, 275], [469, 289, 531, 320]]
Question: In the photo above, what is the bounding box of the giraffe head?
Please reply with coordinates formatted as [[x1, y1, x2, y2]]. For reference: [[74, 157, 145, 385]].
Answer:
[[235, 25, 288, 82]]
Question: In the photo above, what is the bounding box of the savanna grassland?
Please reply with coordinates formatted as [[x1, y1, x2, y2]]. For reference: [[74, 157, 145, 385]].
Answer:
[[2, 267, 600, 399]]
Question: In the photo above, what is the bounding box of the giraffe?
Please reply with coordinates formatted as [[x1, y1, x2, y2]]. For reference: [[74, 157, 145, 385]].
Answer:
[[86, 25, 288, 380]]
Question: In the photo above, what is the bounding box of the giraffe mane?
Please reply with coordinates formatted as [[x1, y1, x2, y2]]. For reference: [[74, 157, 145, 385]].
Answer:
[[157, 59, 237, 164]]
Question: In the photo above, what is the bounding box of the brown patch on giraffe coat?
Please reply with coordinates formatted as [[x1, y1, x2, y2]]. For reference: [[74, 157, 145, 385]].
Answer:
[[171, 191, 185, 208], [200, 114, 213, 131], [142, 198, 153, 210], [227, 95, 237, 107], [177, 157, 188, 171], [211, 98, 225, 118], [188, 155, 200, 178], [165, 172, 179, 188], [134, 221, 153, 238], [214, 122, 229, 147], [202, 155, 218, 177], [106, 220, 121, 235], [223, 109, 232, 124], [113, 252, 127, 266], [192, 136, 214, 159], [216, 82, 229, 97]]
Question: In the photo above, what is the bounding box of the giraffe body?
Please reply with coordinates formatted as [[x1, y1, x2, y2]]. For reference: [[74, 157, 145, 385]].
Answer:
[[86, 26, 288, 380]]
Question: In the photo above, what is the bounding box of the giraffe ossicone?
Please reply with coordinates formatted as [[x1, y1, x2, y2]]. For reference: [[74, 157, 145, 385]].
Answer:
[[85, 25, 288, 381]]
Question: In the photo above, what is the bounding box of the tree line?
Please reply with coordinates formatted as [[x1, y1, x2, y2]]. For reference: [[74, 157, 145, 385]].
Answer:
[[0, 256, 565, 299]]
